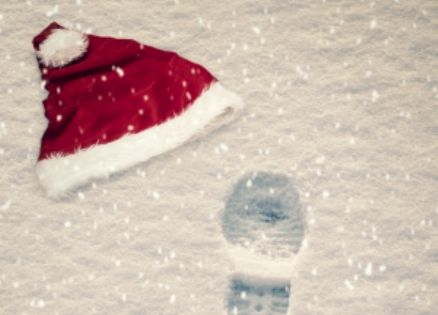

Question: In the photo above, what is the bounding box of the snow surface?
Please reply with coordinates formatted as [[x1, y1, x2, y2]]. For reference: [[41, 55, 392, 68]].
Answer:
[[0, 1, 437, 315]]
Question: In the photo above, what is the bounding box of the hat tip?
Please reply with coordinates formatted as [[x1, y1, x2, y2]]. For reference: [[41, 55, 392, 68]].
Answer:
[[36, 27, 89, 68]]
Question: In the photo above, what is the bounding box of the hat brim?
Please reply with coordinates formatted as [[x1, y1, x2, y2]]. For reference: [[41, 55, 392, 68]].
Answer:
[[36, 82, 244, 198]]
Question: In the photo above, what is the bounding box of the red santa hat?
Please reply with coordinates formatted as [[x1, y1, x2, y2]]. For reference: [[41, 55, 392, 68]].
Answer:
[[32, 22, 244, 197]]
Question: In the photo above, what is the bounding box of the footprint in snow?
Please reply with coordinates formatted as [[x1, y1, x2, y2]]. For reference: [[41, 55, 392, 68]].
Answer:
[[222, 171, 305, 315]]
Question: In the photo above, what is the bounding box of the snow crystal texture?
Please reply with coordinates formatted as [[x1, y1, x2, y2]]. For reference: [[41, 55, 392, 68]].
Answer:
[[0, 1, 437, 315]]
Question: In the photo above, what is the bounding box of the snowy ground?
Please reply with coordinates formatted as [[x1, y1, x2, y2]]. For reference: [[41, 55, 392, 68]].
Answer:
[[0, 0, 437, 314]]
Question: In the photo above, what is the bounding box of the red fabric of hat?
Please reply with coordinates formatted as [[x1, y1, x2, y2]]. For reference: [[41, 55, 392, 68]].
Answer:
[[32, 22, 244, 197]]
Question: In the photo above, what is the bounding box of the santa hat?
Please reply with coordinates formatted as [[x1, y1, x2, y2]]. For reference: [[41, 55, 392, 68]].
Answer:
[[32, 22, 244, 197]]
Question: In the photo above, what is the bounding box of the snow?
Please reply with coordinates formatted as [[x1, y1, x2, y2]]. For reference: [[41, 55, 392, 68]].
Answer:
[[0, 0, 437, 315], [365, 262, 373, 276], [115, 66, 125, 77], [0, 200, 11, 210]]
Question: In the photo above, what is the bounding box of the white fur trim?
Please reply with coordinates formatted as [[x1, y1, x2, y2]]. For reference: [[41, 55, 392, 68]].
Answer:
[[36, 82, 244, 198], [37, 28, 88, 67]]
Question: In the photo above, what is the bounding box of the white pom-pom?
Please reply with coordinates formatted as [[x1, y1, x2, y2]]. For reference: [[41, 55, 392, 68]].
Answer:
[[37, 29, 88, 67]]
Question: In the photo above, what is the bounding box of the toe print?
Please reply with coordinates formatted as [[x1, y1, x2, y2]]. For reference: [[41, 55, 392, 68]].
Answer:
[[222, 171, 305, 259]]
